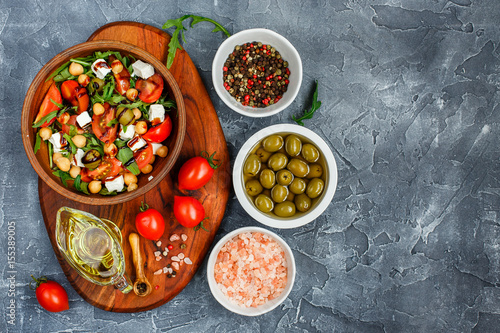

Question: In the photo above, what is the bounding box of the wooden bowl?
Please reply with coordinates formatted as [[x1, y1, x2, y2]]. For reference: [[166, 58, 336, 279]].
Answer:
[[21, 40, 186, 205]]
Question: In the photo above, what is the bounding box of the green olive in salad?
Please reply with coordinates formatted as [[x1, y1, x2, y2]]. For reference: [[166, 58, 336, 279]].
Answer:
[[33, 50, 175, 196]]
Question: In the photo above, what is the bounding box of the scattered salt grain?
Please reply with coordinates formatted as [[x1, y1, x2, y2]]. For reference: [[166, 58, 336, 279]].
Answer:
[[163, 267, 169, 273], [178, 253, 185, 260], [181, 234, 188, 241], [154, 251, 161, 257], [184, 257, 192, 265], [170, 234, 180, 242], [156, 240, 162, 247], [155, 256, 162, 261], [154, 269, 162, 275], [171, 262, 180, 270], [162, 251, 168, 256], [171, 256, 180, 262]]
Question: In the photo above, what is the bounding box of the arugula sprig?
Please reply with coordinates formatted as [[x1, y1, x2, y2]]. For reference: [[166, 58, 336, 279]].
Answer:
[[162, 15, 230, 69], [292, 81, 322, 126]]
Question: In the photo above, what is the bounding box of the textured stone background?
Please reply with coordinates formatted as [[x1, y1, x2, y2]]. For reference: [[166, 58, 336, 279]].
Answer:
[[1, 0, 500, 332]]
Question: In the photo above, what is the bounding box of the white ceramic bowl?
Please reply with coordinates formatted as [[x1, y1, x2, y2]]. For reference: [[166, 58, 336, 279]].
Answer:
[[212, 28, 302, 117], [207, 226, 296, 316], [233, 124, 338, 229]]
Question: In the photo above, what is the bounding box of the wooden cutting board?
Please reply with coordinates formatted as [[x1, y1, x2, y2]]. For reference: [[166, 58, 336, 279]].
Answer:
[[38, 21, 231, 312]]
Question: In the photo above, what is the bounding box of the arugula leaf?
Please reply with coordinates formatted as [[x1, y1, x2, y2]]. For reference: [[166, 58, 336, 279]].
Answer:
[[63, 133, 77, 154], [162, 15, 230, 69], [32, 110, 59, 128], [116, 147, 140, 175], [53, 67, 76, 82], [34, 132, 42, 154], [292, 80, 322, 126], [99, 187, 118, 196], [52, 170, 72, 187], [106, 119, 118, 127], [48, 141, 54, 168], [46, 61, 70, 82], [70, 58, 92, 67], [74, 175, 90, 195]]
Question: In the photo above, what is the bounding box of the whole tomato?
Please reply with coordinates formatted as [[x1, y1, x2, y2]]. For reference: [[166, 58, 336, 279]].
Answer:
[[174, 196, 208, 230], [135, 202, 165, 240], [30, 275, 69, 312], [178, 152, 219, 190]]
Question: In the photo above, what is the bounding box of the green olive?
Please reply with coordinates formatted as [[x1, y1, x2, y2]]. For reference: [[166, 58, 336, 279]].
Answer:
[[295, 193, 312, 212], [262, 135, 284, 153], [271, 185, 289, 203], [254, 194, 274, 213], [255, 147, 272, 163], [243, 154, 261, 177], [82, 149, 102, 170], [274, 201, 296, 217], [306, 178, 325, 199], [259, 169, 276, 189], [287, 158, 310, 178], [286, 191, 295, 202], [245, 179, 263, 196], [301, 143, 320, 163], [276, 170, 294, 186], [267, 153, 288, 171], [88, 78, 105, 95], [289, 177, 307, 195], [306, 163, 323, 179], [117, 107, 134, 126], [285, 135, 302, 156]]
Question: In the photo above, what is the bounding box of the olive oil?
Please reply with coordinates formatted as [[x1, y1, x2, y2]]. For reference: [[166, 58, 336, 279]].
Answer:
[[56, 207, 132, 293]]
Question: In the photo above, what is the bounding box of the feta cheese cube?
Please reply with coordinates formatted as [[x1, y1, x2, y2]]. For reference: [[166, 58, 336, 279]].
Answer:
[[105, 175, 125, 193], [132, 60, 154, 79], [119, 124, 136, 141], [76, 111, 92, 128], [71, 149, 85, 167], [149, 104, 165, 123], [91, 59, 111, 79], [48, 132, 67, 152], [151, 142, 163, 155], [127, 135, 147, 152]]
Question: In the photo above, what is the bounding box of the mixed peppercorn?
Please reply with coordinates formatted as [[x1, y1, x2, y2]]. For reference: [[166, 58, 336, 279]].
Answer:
[[223, 42, 290, 108]]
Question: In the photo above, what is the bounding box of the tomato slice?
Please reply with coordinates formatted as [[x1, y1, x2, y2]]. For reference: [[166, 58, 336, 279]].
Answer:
[[114, 67, 131, 95], [80, 168, 93, 183], [60, 80, 89, 114], [92, 103, 118, 144], [136, 73, 164, 103], [134, 143, 154, 170], [87, 157, 123, 181], [62, 115, 84, 135], [34, 83, 62, 127], [142, 116, 172, 143]]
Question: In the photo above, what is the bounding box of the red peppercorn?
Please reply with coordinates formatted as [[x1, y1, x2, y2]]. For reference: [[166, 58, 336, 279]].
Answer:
[[223, 66, 228, 71], [242, 56, 247, 61], [278, 76, 282, 80], [253, 74, 257, 79], [225, 86, 230, 91], [244, 95, 250, 101], [155, 285, 160, 290], [167, 244, 173, 250], [250, 44, 254, 48], [285, 79, 289, 84]]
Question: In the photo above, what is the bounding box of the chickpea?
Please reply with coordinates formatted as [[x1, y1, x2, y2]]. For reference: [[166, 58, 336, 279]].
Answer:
[[132, 108, 142, 120], [111, 59, 124, 74], [93, 103, 105, 116], [57, 112, 70, 124], [39, 127, 52, 141], [89, 180, 102, 194], [126, 88, 138, 101], [104, 143, 118, 157], [156, 146, 168, 158], [127, 183, 138, 192], [69, 62, 84, 76], [135, 121, 148, 135], [55, 157, 71, 172], [149, 155, 155, 164], [52, 152, 63, 163], [72, 134, 87, 148], [78, 74, 90, 87], [123, 172, 138, 186], [69, 166, 81, 178], [140, 164, 153, 174]]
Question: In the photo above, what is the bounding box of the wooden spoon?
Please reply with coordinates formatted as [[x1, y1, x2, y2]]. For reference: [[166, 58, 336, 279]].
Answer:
[[128, 233, 152, 297]]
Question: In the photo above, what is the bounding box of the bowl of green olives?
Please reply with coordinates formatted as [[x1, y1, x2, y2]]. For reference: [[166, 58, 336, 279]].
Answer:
[[233, 124, 337, 228]]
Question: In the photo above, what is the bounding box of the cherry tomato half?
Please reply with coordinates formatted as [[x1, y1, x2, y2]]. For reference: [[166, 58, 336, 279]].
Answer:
[[87, 157, 123, 181], [173, 196, 207, 228], [30, 275, 69, 313], [62, 115, 84, 135], [92, 103, 118, 144], [134, 143, 154, 170], [34, 83, 62, 127], [178, 152, 219, 190], [142, 116, 172, 143], [60, 80, 89, 114], [135, 202, 165, 240], [136, 73, 164, 103]]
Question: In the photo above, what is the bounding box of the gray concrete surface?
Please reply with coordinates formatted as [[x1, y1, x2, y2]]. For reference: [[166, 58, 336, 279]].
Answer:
[[1, 0, 500, 332]]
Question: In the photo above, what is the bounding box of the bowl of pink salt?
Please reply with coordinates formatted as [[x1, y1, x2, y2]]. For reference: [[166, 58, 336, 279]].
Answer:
[[207, 226, 296, 316]]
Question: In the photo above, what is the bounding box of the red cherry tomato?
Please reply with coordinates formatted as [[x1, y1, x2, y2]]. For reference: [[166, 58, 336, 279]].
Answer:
[[134, 143, 154, 170], [61, 115, 84, 135], [173, 196, 208, 229], [87, 157, 123, 181], [136, 73, 164, 103], [142, 116, 172, 143], [178, 152, 219, 190], [135, 202, 165, 240], [92, 103, 118, 144], [30, 275, 69, 313], [60, 80, 89, 114], [34, 83, 62, 127]]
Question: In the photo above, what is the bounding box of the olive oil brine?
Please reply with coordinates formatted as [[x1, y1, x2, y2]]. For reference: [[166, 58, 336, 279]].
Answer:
[[56, 207, 132, 293]]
